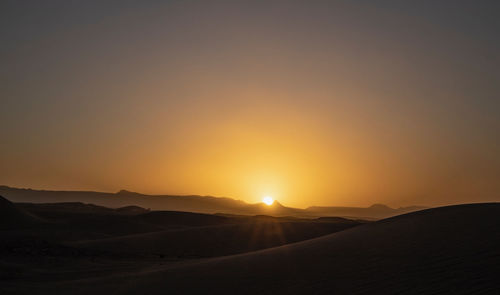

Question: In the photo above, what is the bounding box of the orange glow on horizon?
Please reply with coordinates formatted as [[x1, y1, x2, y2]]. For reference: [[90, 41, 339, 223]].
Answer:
[[1, 1, 499, 209]]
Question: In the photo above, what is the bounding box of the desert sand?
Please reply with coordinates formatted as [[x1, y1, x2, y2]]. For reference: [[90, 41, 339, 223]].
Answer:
[[1, 194, 498, 294]]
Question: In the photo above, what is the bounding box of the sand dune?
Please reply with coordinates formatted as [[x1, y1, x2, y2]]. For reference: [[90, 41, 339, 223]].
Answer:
[[0, 196, 43, 229], [73, 221, 358, 258], [1, 201, 498, 294], [0, 196, 361, 293], [34, 203, 500, 295]]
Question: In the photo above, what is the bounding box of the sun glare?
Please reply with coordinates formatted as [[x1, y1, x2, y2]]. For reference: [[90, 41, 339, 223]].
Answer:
[[262, 196, 274, 206]]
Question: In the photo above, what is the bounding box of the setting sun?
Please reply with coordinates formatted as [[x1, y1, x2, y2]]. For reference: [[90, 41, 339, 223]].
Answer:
[[262, 196, 274, 206]]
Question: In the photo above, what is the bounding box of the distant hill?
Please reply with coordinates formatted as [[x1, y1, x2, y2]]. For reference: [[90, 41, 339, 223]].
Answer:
[[16, 202, 150, 216], [0, 185, 425, 219]]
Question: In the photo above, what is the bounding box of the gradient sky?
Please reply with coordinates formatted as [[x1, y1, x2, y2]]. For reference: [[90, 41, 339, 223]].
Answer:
[[1, 0, 499, 208]]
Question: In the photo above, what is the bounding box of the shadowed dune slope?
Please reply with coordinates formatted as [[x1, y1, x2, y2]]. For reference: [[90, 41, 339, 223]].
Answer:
[[132, 210, 230, 227], [73, 221, 358, 258], [54, 203, 499, 295], [0, 195, 43, 229]]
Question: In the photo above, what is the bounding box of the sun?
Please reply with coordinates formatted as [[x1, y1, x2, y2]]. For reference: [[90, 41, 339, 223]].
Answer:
[[262, 196, 274, 206]]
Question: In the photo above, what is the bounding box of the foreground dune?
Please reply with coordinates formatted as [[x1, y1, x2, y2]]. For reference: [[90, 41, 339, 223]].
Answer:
[[6, 203, 499, 294], [72, 221, 357, 258]]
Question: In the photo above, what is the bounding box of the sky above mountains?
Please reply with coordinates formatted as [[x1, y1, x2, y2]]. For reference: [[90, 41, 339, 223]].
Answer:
[[1, 1, 499, 207]]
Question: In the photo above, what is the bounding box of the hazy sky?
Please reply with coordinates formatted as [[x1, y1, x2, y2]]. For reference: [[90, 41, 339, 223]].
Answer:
[[1, 0, 499, 207]]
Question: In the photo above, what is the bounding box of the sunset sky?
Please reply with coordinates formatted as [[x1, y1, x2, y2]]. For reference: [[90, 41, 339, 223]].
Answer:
[[1, 1, 499, 208]]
